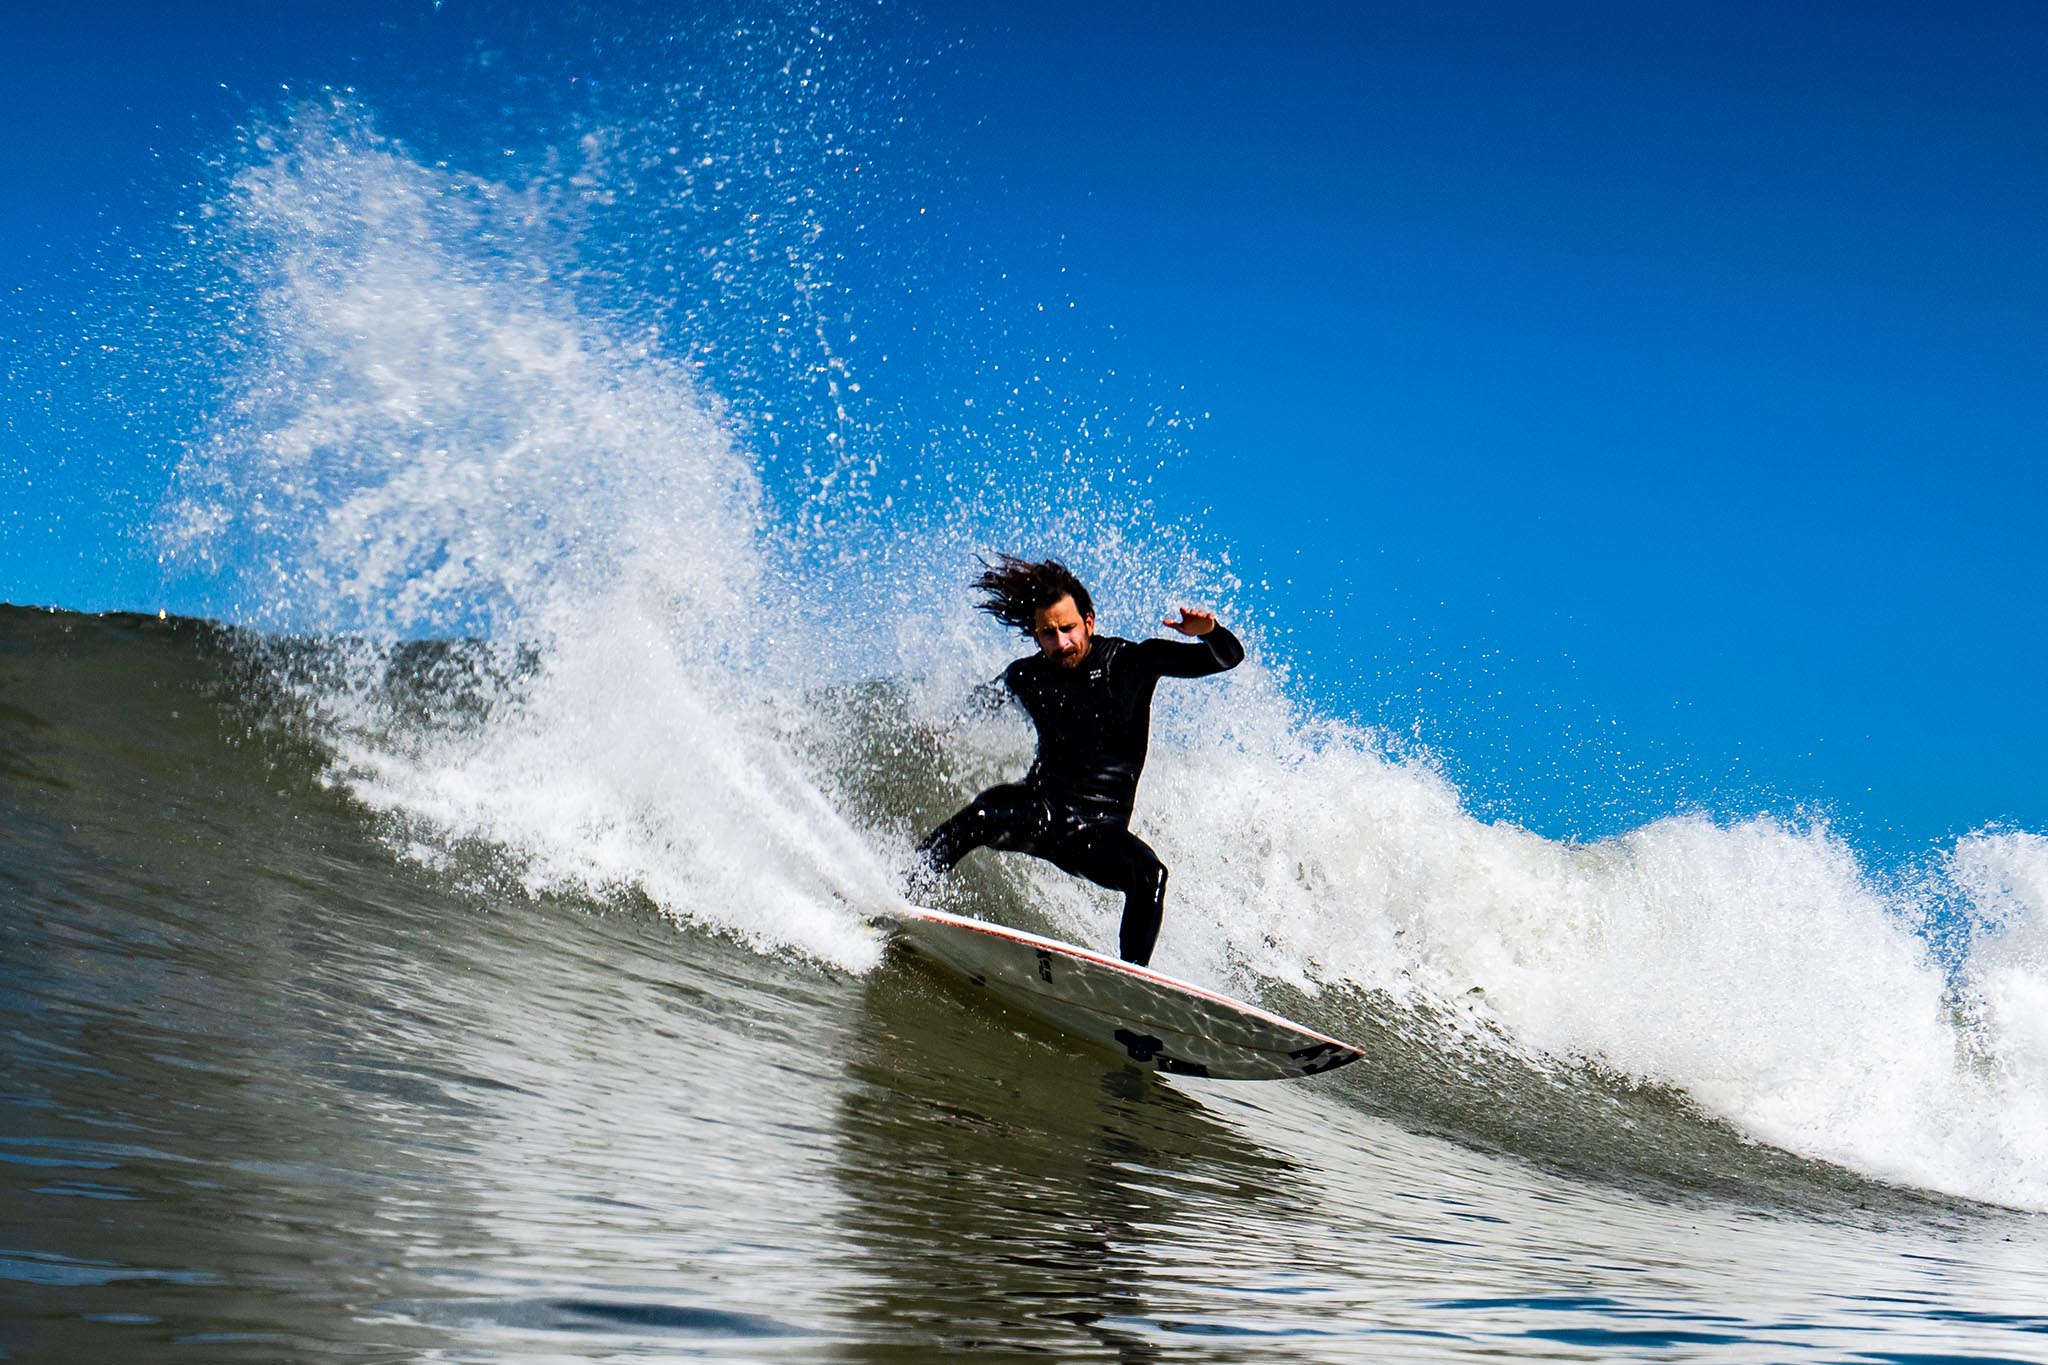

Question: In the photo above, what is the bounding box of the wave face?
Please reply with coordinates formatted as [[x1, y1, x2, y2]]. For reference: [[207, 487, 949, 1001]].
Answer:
[[66, 39, 2048, 1219]]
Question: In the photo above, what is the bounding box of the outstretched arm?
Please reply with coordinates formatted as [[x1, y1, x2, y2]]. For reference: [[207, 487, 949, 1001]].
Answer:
[[1145, 608, 1245, 677]]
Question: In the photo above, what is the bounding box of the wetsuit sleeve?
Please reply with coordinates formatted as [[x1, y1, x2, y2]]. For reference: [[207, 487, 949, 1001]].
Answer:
[[1132, 624, 1245, 680]]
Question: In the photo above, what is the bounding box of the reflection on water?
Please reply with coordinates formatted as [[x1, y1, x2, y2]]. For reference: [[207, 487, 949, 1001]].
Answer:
[[827, 966, 1312, 1361]]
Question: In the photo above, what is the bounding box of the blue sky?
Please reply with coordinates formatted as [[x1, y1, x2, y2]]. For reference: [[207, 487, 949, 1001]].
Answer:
[[4, 2, 2044, 856]]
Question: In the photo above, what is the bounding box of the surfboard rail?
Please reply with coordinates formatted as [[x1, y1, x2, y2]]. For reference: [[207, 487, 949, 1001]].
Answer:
[[871, 904, 1363, 1082]]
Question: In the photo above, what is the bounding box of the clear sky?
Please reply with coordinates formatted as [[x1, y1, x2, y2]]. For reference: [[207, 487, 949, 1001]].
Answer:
[[4, 2, 2044, 858]]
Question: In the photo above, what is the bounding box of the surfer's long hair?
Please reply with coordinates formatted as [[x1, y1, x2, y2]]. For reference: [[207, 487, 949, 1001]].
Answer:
[[972, 554, 1094, 634]]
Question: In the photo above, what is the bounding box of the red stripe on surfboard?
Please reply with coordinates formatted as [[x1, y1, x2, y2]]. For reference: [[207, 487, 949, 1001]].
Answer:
[[894, 905, 1361, 1056]]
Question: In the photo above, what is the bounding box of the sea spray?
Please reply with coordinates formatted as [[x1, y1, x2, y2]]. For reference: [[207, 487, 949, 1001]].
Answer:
[[160, 103, 903, 965], [159, 102, 761, 643]]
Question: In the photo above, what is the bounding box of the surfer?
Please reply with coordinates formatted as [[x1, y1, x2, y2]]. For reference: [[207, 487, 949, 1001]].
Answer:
[[913, 554, 1244, 967]]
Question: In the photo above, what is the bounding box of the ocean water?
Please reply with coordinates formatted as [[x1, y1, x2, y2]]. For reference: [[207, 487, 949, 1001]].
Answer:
[[7, 9, 2048, 1359], [4, 606, 2047, 1363]]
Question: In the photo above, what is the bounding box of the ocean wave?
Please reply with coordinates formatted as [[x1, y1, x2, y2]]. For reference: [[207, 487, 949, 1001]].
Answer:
[[81, 92, 2044, 1214]]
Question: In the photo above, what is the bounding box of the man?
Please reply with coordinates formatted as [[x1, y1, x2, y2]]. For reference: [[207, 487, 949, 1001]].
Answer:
[[914, 554, 1244, 967]]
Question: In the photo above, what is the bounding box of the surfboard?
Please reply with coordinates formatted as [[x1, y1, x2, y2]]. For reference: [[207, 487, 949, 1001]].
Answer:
[[869, 904, 1362, 1082]]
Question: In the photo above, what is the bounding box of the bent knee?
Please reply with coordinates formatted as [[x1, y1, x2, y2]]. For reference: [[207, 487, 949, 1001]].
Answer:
[[1125, 856, 1166, 901]]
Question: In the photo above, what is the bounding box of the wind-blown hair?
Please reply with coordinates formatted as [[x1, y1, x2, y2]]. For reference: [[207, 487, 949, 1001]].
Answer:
[[972, 554, 1094, 634]]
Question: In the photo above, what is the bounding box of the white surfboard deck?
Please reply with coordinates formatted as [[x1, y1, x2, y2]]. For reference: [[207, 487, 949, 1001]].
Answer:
[[870, 904, 1362, 1082]]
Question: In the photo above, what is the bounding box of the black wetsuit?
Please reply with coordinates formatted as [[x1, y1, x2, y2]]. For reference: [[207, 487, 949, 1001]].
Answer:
[[916, 625, 1244, 966]]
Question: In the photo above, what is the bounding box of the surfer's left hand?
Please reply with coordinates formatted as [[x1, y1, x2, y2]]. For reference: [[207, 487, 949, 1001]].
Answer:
[[1164, 607, 1217, 637]]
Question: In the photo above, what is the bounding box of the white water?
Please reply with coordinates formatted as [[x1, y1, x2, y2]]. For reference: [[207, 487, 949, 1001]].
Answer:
[[159, 104, 2048, 1214]]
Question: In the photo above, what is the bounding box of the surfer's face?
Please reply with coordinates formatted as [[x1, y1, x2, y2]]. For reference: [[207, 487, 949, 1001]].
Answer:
[[1032, 595, 1095, 668]]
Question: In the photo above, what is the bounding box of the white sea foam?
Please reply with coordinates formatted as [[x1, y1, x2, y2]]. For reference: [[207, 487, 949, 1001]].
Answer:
[[161, 103, 2048, 1213], [1131, 686, 2048, 1209], [163, 105, 902, 968]]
